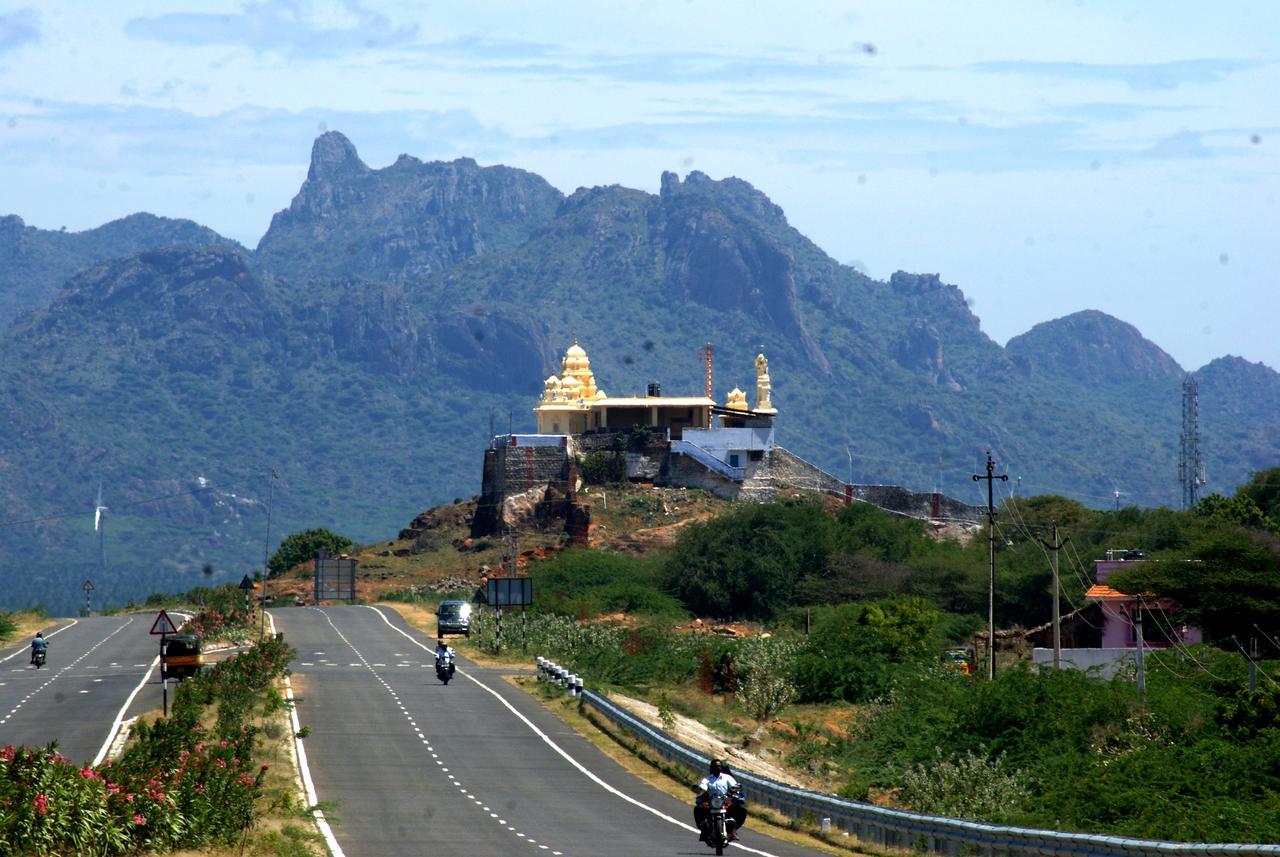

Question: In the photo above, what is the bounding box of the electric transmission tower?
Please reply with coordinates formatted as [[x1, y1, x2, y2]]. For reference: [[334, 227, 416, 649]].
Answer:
[[1179, 374, 1204, 508]]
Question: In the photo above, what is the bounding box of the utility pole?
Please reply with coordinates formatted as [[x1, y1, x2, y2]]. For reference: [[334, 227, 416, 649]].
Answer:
[[1133, 604, 1146, 697], [1036, 521, 1071, 670], [973, 451, 1007, 680], [260, 469, 277, 638], [1250, 637, 1259, 693]]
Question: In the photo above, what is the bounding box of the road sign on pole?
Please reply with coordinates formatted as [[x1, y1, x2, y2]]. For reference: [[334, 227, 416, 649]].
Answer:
[[83, 580, 94, 592], [149, 610, 178, 636]]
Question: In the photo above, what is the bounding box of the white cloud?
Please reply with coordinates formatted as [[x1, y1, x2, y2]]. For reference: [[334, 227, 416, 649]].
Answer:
[[124, 0, 417, 58], [0, 8, 39, 55]]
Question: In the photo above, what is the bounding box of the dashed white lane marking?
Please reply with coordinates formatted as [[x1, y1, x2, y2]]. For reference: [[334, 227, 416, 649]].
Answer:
[[0, 619, 133, 727], [0, 619, 78, 665], [365, 605, 784, 857], [306, 607, 565, 854]]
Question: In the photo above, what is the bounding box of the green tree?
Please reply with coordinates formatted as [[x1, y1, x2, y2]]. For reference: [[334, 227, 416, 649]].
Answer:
[[1194, 492, 1278, 534], [664, 501, 834, 621], [793, 597, 941, 703], [1238, 467, 1280, 524], [1110, 523, 1280, 642], [267, 528, 354, 578]]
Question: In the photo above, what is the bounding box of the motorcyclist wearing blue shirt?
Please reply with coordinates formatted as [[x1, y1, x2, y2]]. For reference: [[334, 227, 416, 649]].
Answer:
[[30, 632, 47, 665]]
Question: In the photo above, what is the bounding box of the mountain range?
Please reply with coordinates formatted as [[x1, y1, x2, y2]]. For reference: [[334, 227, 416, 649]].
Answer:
[[1, 131, 1275, 613]]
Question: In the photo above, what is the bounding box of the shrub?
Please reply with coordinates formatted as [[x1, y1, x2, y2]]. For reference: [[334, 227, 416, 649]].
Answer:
[[793, 597, 941, 703], [529, 548, 684, 619], [664, 501, 834, 621], [898, 747, 1029, 821], [0, 637, 292, 854], [578, 451, 626, 485], [733, 636, 800, 722]]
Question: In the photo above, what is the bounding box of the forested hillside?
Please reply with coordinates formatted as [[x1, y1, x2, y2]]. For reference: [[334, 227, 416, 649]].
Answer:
[[0, 131, 1276, 613]]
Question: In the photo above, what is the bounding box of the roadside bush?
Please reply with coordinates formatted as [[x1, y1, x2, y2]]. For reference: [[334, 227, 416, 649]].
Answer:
[[793, 597, 942, 703], [471, 609, 720, 688], [898, 747, 1029, 821], [733, 636, 800, 721], [529, 548, 684, 619]]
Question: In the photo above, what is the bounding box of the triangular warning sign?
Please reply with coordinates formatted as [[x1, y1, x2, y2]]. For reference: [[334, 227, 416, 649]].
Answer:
[[150, 609, 178, 635]]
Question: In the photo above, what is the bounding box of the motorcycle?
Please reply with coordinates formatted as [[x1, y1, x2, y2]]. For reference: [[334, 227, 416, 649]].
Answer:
[[434, 651, 455, 685], [31, 649, 46, 669], [697, 788, 743, 855]]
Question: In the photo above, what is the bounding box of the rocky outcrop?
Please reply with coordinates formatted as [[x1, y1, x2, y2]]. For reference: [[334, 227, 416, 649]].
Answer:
[[256, 131, 564, 282], [43, 246, 272, 340], [891, 320, 962, 390], [660, 171, 828, 371], [431, 305, 555, 393], [0, 212, 235, 330]]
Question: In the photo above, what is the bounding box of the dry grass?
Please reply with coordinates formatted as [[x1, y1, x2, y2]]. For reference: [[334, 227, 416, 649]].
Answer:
[[265, 484, 739, 608]]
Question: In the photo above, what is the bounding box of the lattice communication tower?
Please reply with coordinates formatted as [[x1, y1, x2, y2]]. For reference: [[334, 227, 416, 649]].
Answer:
[[1179, 374, 1204, 508]]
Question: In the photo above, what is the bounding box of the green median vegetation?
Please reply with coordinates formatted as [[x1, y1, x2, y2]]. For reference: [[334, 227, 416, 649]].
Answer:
[[0, 629, 296, 854]]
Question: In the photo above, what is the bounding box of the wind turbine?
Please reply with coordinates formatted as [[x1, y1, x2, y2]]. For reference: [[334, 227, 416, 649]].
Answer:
[[94, 482, 108, 576]]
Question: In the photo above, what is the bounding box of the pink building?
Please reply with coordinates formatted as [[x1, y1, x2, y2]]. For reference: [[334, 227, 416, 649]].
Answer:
[[1085, 550, 1203, 648]]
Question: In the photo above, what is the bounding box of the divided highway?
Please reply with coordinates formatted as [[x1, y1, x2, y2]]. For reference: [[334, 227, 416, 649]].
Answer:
[[273, 605, 827, 857], [0, 616, 170, 763]]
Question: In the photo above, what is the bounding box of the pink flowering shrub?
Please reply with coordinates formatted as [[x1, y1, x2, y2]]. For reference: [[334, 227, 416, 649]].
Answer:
[[0, 636, 291, 854]]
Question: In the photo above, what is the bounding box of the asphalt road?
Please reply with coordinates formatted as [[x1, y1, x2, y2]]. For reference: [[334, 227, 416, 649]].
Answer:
[[273, 605, 828, 857], [0, 615, 173, 763]]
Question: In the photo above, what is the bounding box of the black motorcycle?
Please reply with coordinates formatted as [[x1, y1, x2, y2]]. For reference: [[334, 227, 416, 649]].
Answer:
[[31, 649, 46, 669], [697, 788, 744, 855], [435, 652, 455, 685]]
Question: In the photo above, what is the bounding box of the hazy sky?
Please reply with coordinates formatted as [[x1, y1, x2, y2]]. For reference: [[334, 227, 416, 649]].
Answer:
[[1, 1, 1276, 371]]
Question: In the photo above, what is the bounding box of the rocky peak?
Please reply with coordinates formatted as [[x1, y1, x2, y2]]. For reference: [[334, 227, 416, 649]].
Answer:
[[307, 131, 369, 183], [256, 131, 564, 282], [658, 170, 787, 224]]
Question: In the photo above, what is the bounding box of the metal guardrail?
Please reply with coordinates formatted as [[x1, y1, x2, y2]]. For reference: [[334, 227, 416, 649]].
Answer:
[[531, 658, 1280, 857]]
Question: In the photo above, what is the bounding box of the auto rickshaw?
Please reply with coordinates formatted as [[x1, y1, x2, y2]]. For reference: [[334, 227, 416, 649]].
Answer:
[[943, 646, 976, 676], [161, 633, 203, 681]]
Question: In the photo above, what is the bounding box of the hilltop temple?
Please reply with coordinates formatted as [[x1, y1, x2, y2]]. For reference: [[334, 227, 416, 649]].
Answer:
[[534, 340, 773, 435], [471, 341, 982, 539]]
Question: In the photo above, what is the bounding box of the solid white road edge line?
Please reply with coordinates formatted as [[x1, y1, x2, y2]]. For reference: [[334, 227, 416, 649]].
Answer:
[[271, 610, 347, 857], [0, 618, 79, 664], [90, 612, 195, 766], [364, 605, 780, 857]]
